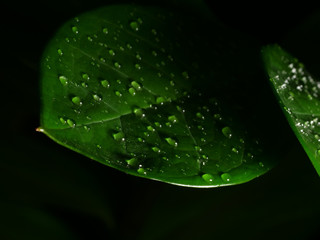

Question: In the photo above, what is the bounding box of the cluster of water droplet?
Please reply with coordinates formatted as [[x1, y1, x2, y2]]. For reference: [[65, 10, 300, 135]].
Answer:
[[271, 50, 320, 154], [44, 8, 268, 186]]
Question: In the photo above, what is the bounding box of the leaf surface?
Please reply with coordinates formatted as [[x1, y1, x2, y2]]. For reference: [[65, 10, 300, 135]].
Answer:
[[40, 5, 275, 187], [262, 45, 320, 175]]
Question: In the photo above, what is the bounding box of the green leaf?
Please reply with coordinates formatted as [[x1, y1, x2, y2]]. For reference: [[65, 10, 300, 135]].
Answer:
[[262, 44, 320, 176], [40, 5, 275, 187]]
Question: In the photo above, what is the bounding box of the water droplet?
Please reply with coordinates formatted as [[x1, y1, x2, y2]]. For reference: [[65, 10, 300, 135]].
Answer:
[[100, 80, 110, 88], [194, 146, 202, 152], [136, 54, 142, 60], [129, 87, 136, 96], [137, 167, 146, 175], [72, 26, 78, 34], [196, 112, 204, 119], [202, 173, 214, 183], [82, 73, 89, 80], [130, 21, 139, 31], [59, 75, 68, 86], [102, 28, 108, 34], [222, 126, 232, 139], [97, 144, 102, 149], [92, 94, 102, 101], [152, 50, 157, 57], [156, 96, 165, 104], [108, 49, 115, 56], [113, 132, 124, 141], [114, 62, 121, 68], [134, 108, 143, 117], [152, 146, 160, 153], [67, 119, 75, 128], [221, 173, 231, 182], [57, 49, 63, 56], [87, 36, 93, 42], [131, 81, 142, 91], [71, 96, 82, 106], [126, 158, 138, 166], [168, 115, 178, 123], [165, 137, 178, 147], [147, 126, 155, 132], [115, 91, 122, 97], [182, 71, 189, 79], [151, 29, 157, 35], [232, 147, 239, 154], [135, 63, 141, 70], [126, 43, 132, 49], [154, 122, 161, 128], [259, 162, 265, 168], [214, 114, 222, 120], [83, 126, 90, 131], [137, 137, 144, 142], [59, 117, 66, 124]]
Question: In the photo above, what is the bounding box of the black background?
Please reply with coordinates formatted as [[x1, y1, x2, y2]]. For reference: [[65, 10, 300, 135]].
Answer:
[[1, 1, 320, 239]]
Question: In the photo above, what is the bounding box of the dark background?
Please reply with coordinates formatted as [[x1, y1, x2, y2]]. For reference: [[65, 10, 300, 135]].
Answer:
[[1, 1, 320, 239]]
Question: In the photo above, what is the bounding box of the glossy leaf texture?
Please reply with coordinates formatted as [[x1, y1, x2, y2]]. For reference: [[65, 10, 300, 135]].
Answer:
[[40, 5, 275, 187], [262, 45, 320, 176]]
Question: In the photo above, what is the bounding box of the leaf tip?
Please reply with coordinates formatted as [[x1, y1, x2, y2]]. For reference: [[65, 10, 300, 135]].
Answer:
[[35, 127, 45, 133]]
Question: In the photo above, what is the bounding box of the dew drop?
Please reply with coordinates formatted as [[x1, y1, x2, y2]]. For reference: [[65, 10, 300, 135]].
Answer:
[[222, 126, 232, 139], [259, 162, 265, 168], [152, 146, 160, 153], [67, 119, 75, 128], [154, 122, 162, 128], [59, 75, 68, 86], [165, 137, 178, 147], [147, 126, 155, 132], [96, 144, 102, 149], [196, 112, 204, 119], [151, 29, 157, 35], [115, 91, 122, 97], [87, 36, 93, 42], [100, 80, 110, 88], [57, 49, 63, 56], [232, 147, 239, 154], [72, 26, 78, 34], [137, 167, 146, 175], [156, 96, 165, 104], [129, 87, 136, 96], [59, 117, 66, 124], [108, 49, 115, 56], [102, 27, 108, 34], [168, 115, 178, 123], [221, 173, 231, 182], [113, 132, 124, 141], [92, 94, 102, 101], [114, 62, 121, 68], [134, 108, 143, 117], [202, 173, 214, 183], [71, 96, 82, 106], [130, 21, 139, 31], [126, 158, 138, 166], [126, 43, 132, 49], [182, 71, 189, 79], [152, 50, 157, 57], [136, 54, 142, 60], [82, 73, 89, 80], [194, 146, 202, 152], [135, 63, 141, 70], [131, 81, 142, 91]]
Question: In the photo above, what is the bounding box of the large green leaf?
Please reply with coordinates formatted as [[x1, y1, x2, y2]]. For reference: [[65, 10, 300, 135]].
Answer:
[[39, 4, 275, 187], [262, 44, 320, 175]]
